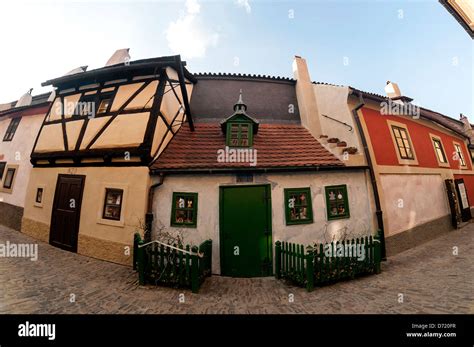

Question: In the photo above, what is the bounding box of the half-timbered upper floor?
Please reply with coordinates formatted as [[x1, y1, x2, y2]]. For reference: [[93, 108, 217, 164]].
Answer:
[[31, 55, 195, 167]]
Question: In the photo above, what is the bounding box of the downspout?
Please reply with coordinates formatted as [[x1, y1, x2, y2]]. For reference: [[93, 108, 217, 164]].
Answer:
[[351, 91, 387, 260], [145, 173, 165, 242]]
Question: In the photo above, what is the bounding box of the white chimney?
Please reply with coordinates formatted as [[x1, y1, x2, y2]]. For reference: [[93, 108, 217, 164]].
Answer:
[[384, 81, 402, 99], [105, 48, 131, 67], [292, 55, 322, 137], [15, 88, 33, 108], [64, 66, 88, 76], [47, 90, 56, 102]]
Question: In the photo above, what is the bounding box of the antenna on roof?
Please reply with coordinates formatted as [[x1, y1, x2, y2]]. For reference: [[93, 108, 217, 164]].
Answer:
[[15, 88, 33, 108], [105, 48, 131, 67]]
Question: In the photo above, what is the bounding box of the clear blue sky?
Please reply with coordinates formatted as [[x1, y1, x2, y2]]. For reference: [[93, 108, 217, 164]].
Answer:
[[0, 0, 472, 121]]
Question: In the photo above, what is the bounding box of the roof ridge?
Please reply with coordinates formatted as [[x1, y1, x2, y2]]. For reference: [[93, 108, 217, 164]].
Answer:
[[194, 72, 294, 82]]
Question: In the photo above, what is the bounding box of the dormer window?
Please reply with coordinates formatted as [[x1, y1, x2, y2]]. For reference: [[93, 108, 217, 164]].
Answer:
[[221, 91, 258, 148], [227, 122, 253, 147]]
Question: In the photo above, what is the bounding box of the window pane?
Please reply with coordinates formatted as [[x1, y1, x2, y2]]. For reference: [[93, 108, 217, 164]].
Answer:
[[400, 129, 408, 140], [326, 185, 349, 220], [285, 188, 313, 224], [3, 169, 15, 189], [400, 147, 408, 159], [392, 127, 401, 139], [402, 139, 411, 150], [172, 193, 197, 227], [36, 188, 43, 203], [103, 189, 123, 220], [97, 99, 111, 113]]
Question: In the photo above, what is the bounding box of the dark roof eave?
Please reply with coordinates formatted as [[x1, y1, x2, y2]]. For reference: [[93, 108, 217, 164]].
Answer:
[[42, 55, 197, 87], [348, 87, 469, 139], [0, 101, 51, 117], [150, 165, 368, 175]]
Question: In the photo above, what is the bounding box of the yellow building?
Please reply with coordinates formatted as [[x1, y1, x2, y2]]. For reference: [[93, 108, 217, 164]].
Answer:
[[21, 55, 195, 265]]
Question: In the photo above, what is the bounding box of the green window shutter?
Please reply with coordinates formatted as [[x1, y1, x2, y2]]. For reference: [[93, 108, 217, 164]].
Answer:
[[171, 192, 198, 228], [284, 187, 313, 225], [325, 185, 350, 220], [226, 121, 253, 147]]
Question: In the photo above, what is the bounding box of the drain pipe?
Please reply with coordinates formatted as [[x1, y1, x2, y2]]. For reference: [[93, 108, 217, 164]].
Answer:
[[145, 173, 165, 242], [351, 91, 387, 260]]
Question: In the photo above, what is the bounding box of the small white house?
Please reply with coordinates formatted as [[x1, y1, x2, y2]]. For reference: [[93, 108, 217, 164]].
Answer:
[[150, 74, 376, 276]]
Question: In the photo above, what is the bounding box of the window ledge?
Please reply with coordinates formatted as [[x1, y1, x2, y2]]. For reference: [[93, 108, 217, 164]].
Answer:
[[97, 218, 125, 228]]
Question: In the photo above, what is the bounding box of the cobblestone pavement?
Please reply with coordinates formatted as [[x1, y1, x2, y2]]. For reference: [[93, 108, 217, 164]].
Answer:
[[0, 224, 472, 314]]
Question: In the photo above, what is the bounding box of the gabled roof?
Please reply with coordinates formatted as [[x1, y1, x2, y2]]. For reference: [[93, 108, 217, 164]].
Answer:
[[150, 123, 345, 173]]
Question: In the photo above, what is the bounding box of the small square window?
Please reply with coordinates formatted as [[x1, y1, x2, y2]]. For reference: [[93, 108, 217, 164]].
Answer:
[[3, 168, 16, 189], [35, 188, 44, 204], [325, 185, 350, 220], [102, 188, 123, 221], [97, 92, 114, 114], [284, 188, 313, 225], [171, 192, 198, 227]]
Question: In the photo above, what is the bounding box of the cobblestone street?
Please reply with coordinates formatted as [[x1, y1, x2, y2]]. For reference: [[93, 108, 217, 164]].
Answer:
[[0, 224, 472, 314]]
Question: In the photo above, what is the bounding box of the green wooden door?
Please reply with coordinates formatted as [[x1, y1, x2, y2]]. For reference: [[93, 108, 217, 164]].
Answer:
[[220, 185, 272, 277]]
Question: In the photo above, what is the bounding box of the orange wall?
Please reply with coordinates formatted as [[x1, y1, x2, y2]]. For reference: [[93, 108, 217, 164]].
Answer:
[[454, 174, 474, 207], [361, 107, 472, 170]]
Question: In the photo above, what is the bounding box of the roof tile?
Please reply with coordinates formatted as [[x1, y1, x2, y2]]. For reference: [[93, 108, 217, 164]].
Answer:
[[151, 123, 344, 171]]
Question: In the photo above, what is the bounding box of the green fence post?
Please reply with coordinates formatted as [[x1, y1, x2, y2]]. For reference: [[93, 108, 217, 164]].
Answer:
[[191, 246, 199, 293], [137, 239, 146, 285], [305, 247, 314, 292], [275, 241, 281, 279], [133, 233, 139, 271], [374, 231, 382, 274]]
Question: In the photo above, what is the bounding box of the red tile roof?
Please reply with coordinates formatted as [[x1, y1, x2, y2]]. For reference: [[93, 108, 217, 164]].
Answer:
[[151, 123, 344, 171]]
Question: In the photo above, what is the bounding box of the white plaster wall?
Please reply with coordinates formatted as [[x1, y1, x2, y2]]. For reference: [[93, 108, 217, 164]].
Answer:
[[313, 84, 363, 149], [379, 174, 450, 236], [0, 113, 44, 207], [152, 171, 375, 274]]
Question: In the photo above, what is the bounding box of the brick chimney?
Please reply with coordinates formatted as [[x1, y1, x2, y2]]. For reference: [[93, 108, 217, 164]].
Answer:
[[292, 56, 322, 137]]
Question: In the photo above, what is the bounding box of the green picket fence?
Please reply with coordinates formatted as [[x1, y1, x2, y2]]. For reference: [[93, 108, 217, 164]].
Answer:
[[275, 233, 382, 292], [133, 233, 212, 293]]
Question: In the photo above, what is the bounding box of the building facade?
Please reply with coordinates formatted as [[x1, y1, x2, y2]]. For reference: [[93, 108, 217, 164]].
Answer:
[[0, 92, 51, 230], [288, 55, 473, 257], [21, 55, 195, 265]]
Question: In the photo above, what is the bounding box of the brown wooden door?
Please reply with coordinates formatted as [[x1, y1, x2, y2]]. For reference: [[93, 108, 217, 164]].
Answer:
[[50, 175, 85, 252]]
